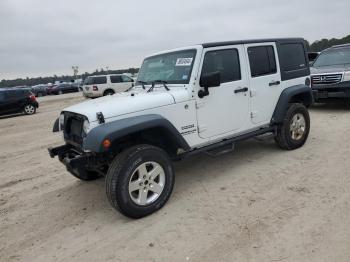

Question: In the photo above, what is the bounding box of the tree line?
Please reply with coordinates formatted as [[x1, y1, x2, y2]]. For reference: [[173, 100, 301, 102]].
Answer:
[[1, 35, 350, 88], [307, 34, 350, 52], [0, 68, 139, 88]]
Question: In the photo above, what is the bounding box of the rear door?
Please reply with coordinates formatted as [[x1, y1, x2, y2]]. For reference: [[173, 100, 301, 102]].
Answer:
[[244, 43, 282, 124]]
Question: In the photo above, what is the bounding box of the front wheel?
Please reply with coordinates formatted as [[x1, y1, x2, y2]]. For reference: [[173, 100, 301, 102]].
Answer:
[[106, 144, 174, 218], [275, 103, 310, 150]]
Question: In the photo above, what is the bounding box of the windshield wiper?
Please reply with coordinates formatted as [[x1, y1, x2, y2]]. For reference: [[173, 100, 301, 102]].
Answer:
[[147, 80, 170, 93], [138, 81, 147, 90]]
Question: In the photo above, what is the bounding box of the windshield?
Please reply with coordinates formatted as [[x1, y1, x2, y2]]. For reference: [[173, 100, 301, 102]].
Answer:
[[313, 48, 350, 67], [136, 49, 197, 86]]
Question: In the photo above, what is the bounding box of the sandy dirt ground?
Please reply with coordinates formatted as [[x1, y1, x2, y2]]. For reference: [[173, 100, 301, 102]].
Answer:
[[1, 93, 350, 262]]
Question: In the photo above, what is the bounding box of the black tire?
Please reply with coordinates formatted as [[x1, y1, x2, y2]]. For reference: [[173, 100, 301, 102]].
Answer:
[[275, 103, 310, 150], [103, 90, 115, 96], [23, 104, 36, 115], [70, 169, 101, 181], [106, 144, 174, 219]]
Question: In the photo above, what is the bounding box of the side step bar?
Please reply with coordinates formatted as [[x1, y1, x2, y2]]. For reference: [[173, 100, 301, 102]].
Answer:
[[184, 126, 276, 158]]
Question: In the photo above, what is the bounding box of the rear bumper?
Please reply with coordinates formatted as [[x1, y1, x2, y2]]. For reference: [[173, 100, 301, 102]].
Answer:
[[312, 81, 350, 100]]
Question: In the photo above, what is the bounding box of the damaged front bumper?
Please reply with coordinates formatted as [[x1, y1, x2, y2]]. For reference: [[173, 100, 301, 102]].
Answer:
[[48, 144, 106, 177]]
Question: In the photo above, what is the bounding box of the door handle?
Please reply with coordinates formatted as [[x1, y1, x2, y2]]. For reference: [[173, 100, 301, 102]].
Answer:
[[269, 80, 280, 86], [234, 87, 248, 94]]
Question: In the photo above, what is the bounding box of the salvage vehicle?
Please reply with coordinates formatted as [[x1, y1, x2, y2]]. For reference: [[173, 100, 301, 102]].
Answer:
[[49, 38, 313, 218], [311, 44, 350, 102], [82, 74, 134, 98], [0, 88, 39, 116]]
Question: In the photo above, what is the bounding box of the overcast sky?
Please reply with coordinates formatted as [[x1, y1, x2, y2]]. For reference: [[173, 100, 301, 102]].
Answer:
[[0, 0, 349, 80]]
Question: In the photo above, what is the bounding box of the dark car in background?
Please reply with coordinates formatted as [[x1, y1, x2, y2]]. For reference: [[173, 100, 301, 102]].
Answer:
[[311, 44, 350, 102], [31, 84, 49, 97], [47, 83, 80, 95], [0, 88, 39, 116]]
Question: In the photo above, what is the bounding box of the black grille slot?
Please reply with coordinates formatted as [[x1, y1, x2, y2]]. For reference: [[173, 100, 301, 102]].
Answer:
[[312, 74, 342, 85], [63, 113, 84, 146]]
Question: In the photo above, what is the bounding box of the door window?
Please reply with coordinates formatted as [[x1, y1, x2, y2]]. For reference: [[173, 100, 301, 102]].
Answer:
[[110, 75, 122, 83], [121, 75, 133, 82], [248, 46, 277, 77], [201, 49, 241, 86]]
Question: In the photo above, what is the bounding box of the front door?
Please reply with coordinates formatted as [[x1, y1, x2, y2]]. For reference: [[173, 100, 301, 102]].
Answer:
[[244, 43, 282, 124], [196, 45, 250, 139]]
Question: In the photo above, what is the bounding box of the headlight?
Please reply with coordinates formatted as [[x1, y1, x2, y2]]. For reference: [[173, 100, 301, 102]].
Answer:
[[58, 114, 65, 131], [82, 119, 90, 136], [343, 71, 350, 82]]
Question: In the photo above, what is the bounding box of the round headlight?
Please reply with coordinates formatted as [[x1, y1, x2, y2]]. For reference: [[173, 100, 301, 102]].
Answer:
[[59, 114, 65, 131], [82, 119, 90, 135]]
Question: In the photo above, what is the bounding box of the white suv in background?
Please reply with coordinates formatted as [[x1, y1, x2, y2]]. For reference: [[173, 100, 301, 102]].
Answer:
[[82, 74, 134, 98]]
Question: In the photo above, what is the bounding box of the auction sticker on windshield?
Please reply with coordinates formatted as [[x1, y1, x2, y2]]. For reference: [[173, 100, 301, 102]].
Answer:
[[176, 58, 193, 66]]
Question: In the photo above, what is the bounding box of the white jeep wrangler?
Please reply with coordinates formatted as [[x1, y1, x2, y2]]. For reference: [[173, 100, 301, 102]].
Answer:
[[49, 38, 313, 218]]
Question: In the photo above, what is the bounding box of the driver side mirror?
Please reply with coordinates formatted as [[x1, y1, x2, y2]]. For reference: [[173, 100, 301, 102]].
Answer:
[[198, 71, 221, 98]]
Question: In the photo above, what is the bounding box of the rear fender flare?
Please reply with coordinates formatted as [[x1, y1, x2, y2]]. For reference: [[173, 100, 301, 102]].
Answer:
[[271, 84, 313, 124]]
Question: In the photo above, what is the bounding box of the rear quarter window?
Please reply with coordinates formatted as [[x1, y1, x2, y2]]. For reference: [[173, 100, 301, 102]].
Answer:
[[277, 42, 310, 81]]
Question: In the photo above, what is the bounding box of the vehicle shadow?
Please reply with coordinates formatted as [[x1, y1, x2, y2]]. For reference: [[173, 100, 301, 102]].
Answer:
[[59, 138, 280, 222], [311, 102, 350, 111], [0, 113, 25, 120]]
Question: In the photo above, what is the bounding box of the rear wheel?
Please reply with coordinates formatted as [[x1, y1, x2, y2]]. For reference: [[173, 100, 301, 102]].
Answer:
[[23, 104, 36, 115], [106, 144, 174, 218], [103, 90, 115, 96], [275, 103, 310, 150]]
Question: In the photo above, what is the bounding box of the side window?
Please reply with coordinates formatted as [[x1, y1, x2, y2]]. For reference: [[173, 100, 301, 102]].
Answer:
[[278, 43, 307, 71], [110, 75, 122, 83], [201, 49, 241, 86], [248, 46, 277, 77], [121, 75, 133, 82], [92, 76, 107, 84], [0, 92, 4, 101]]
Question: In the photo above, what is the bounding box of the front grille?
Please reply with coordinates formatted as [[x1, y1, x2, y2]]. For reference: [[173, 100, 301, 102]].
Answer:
[[312, 74, 342, 85], [63, 112, 85, 146]]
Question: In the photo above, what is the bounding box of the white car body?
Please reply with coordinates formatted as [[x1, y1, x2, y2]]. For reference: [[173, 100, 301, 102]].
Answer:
[[65, 39, 310, 149], [82, 74, 134, 98]]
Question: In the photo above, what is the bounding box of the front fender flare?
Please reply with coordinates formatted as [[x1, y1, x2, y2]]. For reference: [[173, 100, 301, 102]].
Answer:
[[83, 114, 190, 153]]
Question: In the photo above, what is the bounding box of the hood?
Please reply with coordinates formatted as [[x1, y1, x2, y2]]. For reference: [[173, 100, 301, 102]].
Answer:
[[63, 88, 190, 122], [311, 64, 350, 75]]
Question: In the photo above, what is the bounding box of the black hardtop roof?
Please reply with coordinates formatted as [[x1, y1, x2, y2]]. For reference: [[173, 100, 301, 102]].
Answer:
[[202, 38, 306, 48]]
